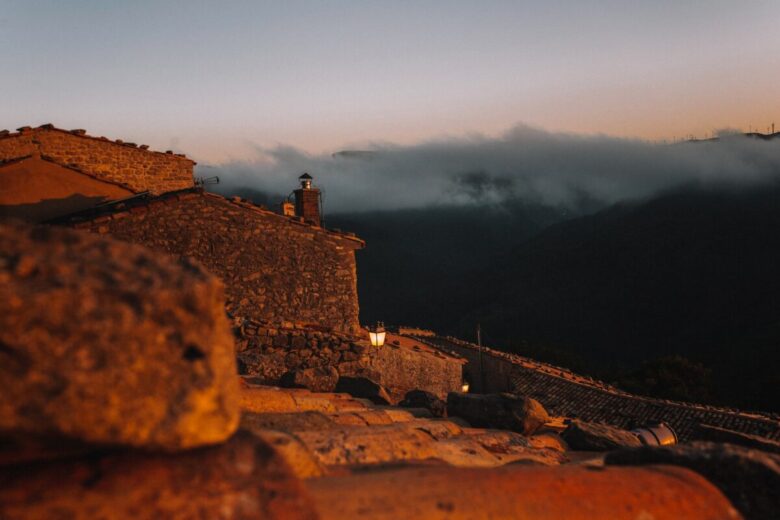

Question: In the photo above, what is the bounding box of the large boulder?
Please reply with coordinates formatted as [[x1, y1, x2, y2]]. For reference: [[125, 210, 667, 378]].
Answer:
[[561, 420, 642, 451], [280, 366, 339, 393], [0, 430, 318, 519], [399, 390, 446, 418], [446, 393, 550, 435], [606, 441, 780, 520], [0, 223, 240, 451], [335, 376, 392, 405]]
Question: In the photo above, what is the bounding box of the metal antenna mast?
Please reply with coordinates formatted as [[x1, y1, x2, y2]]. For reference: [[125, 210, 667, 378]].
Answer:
[[477, 323, 484, 392]]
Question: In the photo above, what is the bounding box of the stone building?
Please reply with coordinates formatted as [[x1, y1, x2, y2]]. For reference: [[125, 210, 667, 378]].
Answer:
[[0, 124, 465, 397], [60, 188, 365, 336], [0, 124, 362, 335], [0, 124, 194, 221]]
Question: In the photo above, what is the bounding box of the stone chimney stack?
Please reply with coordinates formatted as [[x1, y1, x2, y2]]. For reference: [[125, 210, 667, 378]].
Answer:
[[294, 173, 321, 226]]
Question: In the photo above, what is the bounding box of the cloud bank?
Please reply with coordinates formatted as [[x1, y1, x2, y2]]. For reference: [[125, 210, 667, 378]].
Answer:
[[203, 124, 780, 213]]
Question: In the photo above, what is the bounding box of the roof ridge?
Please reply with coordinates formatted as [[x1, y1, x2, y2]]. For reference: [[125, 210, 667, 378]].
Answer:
[[202, 191, 365, 245], [58, 188, 365, 245], [0, 124, 196, 164]]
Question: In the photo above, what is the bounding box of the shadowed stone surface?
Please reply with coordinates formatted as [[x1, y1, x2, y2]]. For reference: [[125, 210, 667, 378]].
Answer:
[[447, 393, 550, 435], [335, 376, 392, 405], [241, 411, 337, 433], [695, 424, 780, 455], [0, 430, 319, 520], [0, 222, 239, 451], [606, 441, 779, 520], [561, 420, 641, 451], [281, 367, 340, 393], [399, 390, 446, 418]]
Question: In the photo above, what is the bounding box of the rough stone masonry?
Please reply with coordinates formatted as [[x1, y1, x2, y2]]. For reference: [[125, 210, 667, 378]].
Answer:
[[67, 189, 364, 336], [0, 125, 194, 194]]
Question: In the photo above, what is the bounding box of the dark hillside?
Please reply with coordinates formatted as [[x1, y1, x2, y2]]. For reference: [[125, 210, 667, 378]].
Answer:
[[451, 183, 780, 410], [218, 181, 780, 411], [329, 203, 565, 329]]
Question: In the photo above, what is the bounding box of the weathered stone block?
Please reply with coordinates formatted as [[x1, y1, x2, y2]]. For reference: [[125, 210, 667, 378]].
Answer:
[[335, 376, 392, 405], [0, 223, 239, 451], [280, 366, 339, 393], [399, 390, 446, 418], [561, 420, 642, 451], [0, 430, 318, 519], [447, 393, 549, 435]]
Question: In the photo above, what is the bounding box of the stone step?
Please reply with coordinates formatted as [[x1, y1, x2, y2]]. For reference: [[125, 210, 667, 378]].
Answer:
[[240, 384, 371, 414], [290, 420, 559, 469]]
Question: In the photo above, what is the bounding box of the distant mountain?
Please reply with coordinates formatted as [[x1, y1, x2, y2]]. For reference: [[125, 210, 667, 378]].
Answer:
[[447, 183, 780, 410], [328, 202, 568, 330]]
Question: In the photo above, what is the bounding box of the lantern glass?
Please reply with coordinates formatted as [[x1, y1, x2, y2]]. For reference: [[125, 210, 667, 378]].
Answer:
[[368, 322, 386, 347], [461, 382, 470, 393], [369, 330, 386, 347]]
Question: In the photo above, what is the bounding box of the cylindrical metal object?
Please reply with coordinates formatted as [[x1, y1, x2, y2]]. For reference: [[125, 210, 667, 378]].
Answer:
[[631, 422, 678, 446]]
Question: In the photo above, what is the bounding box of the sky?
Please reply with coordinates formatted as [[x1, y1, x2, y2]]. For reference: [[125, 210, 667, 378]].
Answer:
[[1, 1, 779, 165]]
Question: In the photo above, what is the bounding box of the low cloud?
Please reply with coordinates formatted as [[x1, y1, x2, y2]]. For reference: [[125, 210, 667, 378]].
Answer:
[[203, 124, 780, 213]]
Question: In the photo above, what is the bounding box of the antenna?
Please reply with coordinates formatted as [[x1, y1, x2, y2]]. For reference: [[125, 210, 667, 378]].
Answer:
[[477, 323, 484, 393], [195, 176, 220, 187]]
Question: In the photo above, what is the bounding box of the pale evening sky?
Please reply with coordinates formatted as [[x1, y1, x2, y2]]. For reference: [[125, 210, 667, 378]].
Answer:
[[1, 0, 778, 163]]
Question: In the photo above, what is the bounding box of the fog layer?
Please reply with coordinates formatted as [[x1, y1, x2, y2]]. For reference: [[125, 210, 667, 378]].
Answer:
[[205, 124, 780, 213]]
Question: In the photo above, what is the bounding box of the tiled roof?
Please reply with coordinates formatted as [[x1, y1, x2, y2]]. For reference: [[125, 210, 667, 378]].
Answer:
[[237, 380, 741, 519], [418, 335, 780, 442], [0, 154, 139, 194]]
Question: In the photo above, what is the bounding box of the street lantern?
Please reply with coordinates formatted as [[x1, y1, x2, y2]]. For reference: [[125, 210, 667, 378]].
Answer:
[[368, 321, 386, 347], [461, 381, 470, 393]]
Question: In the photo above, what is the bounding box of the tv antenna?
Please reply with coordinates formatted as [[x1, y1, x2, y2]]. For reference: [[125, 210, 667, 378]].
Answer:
[[195, 176, 220, 187]]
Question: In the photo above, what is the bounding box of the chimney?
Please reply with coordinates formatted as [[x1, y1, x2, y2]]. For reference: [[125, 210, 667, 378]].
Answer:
[[280, 200, 295, 217], [293, 172, 321, 226]]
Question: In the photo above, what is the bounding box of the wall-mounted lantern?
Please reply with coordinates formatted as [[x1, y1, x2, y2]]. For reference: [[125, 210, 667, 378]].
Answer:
[[368, 321, 386, 347], [461, 381, 470, 393]]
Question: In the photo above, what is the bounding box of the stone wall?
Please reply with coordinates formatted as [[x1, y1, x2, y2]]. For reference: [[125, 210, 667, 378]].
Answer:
[[0, 125, 193, 194], [420, 335, 780, 442], [235, 318, 370, 384], [365, 342, 464, 401], [235, 320, 463, 402], [68, 190, 363, 336]]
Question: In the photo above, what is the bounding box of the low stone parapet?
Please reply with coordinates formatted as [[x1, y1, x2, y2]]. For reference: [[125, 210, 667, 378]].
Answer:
[[307, 464, 740, 520]]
